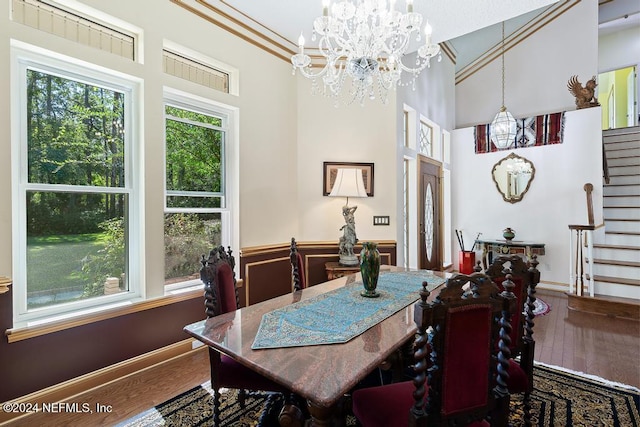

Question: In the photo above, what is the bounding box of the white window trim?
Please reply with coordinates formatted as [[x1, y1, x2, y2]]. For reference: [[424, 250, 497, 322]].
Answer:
[[10, 43, 143, 327], [162, 88, 239, 290]]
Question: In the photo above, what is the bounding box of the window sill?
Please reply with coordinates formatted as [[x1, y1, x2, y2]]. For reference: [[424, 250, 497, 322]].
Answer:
[[5, 288, 202, 343]]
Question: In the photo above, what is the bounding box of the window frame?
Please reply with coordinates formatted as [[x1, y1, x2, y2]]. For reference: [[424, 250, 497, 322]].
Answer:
[[162, 88, 234, 290], [11, 44, 143, 326]]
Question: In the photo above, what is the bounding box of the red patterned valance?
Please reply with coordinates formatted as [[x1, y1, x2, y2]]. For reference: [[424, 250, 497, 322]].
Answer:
[[474, 111, 565, 154]]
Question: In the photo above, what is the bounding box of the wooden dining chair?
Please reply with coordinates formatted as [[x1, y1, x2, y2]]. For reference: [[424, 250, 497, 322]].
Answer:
[[482, 254, 540, 426], [200, 246, 289, 426], [290, 237, 306, 291], [351, 272, 516, 427]]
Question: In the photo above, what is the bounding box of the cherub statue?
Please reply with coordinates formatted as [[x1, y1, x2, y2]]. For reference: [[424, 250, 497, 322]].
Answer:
[[567, 75, 600, 109], [337, 205, 359, 265]]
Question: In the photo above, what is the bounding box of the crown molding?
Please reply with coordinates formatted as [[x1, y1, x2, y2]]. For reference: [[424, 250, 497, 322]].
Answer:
[[170, 0, 296, 62]]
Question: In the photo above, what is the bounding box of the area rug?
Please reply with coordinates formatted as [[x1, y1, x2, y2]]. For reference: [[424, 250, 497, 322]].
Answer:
[[533, 297, 550, 316], [119, 364, 640, 426]]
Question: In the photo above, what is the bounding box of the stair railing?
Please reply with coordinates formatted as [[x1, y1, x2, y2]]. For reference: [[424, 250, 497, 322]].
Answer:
[[567, 183, 595, 297], [602, 140, 610, 184]]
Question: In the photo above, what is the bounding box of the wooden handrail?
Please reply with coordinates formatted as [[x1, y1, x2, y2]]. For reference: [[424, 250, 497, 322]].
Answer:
[[584, 183, 594, 226]]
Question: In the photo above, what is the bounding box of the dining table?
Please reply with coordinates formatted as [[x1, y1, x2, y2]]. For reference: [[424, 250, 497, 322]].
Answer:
[[183, 265, 449, 426]]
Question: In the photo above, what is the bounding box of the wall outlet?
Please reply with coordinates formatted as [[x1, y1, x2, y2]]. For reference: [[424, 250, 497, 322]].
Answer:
[[373, 216, 390, 226]]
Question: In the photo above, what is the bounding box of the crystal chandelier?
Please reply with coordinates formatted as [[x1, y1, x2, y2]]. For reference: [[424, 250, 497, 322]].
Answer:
[[490, 22, 517, 149], [291, 0, 441, 106]]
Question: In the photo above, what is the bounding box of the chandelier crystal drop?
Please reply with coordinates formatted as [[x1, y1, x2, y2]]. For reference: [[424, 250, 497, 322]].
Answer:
[[291, 0, 441, 106]]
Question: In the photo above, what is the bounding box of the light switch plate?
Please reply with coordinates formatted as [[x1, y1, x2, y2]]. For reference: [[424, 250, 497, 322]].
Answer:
[[373, 216, 390, 226]]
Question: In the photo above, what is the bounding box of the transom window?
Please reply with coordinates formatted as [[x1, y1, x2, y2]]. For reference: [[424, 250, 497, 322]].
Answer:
[[419, 120, 433, 156]]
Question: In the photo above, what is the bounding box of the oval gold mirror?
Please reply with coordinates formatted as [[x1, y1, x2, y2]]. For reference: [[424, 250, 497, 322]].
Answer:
[[491, 153, 535, 203]]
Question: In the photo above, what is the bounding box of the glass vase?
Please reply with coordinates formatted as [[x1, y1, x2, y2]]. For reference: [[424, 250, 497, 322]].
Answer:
[[360, 242, 380, 298]]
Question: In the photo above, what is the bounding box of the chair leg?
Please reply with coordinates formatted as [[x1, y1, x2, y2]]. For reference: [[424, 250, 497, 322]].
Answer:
[[213, 386, 222, 426], [523, 391, 532, 427], [238, 388, 247, 408]]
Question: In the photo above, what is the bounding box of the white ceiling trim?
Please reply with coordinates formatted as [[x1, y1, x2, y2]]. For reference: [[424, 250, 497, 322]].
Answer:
[[170, 0, 296, 62]]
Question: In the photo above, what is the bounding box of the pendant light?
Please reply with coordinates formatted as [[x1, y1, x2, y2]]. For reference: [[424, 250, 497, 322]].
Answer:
[[490, 21, 517, 149]]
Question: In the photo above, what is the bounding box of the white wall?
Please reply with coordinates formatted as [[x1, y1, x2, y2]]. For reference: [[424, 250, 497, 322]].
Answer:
[[397, 52, 457, 131], [455, 0, 599, 128], [295, 79, 397, 245], [451, 108, 603, 287], [599, 26, 640, 72]]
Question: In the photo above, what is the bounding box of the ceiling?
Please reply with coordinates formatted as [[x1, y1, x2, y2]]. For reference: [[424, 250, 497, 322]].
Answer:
[[180, 0, 639, 72], [215, 0, 559, 46]]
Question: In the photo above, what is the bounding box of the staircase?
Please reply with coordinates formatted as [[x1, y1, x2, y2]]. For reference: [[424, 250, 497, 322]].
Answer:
[[591, 127, 640, 301]]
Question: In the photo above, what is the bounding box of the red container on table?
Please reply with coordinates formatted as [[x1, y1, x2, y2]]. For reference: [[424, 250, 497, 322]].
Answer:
[[459, 251, 476, 274]]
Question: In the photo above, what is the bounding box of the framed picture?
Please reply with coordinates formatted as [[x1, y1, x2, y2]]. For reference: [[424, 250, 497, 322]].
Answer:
[[323, 162, 374, 197]]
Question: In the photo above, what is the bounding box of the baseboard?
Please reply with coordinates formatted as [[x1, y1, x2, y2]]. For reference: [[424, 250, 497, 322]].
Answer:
[[537, 281, 568, 292], [0, 338, 202, 424], [567, 293, 640, 321]]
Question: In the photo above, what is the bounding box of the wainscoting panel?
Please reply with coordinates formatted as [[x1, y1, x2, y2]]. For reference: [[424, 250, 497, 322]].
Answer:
[[243, 256, 292, 307], [239, 240, 397, 307]]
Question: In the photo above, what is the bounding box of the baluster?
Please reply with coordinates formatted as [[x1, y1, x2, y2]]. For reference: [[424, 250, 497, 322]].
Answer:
[[578, 229, 584, 296], [586, 229, 594, 297], [568, 228, 574, 294]]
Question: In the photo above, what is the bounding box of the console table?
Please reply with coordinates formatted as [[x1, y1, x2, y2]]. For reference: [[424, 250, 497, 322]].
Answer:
[[475, 238, 545, 269], [325, 262, 360, 280]]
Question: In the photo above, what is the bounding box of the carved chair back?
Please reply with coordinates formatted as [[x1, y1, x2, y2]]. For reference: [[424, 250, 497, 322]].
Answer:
[[482, 255, 540, 361], [482, 253, 541, 427], [199, 246, 290, 425], [200, 245, 240, 318], [411, 272, 515, 426], [290, 237, 306, 291]]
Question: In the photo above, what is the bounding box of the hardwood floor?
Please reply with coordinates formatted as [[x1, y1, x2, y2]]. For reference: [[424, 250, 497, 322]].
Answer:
[[3, 290, 638, 427], [532, 289, 640, 388], [3, 349, 211, 427]]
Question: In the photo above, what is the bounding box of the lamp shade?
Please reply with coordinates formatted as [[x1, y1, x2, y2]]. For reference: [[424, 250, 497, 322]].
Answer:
[[329, 168, 368, 198]]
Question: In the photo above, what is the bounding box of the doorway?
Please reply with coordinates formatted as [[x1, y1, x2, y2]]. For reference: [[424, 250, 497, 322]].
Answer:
[[598, 66, 638, 129], [418, 156, 442, 270]]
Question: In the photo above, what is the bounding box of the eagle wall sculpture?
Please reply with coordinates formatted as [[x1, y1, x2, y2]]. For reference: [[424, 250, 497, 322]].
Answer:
[[567, 75, 600, 109]]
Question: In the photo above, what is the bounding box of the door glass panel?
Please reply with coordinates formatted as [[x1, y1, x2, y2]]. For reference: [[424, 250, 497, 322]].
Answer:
[[424, 183, 434, 261]]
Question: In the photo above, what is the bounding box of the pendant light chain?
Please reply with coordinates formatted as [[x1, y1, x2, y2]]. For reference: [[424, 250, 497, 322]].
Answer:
[[490, 20, 517, 149], [501, 21, 505, 108]]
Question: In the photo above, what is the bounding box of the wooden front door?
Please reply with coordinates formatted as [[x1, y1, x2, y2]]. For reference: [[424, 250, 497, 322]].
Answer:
[[419, 157, 441, 270]]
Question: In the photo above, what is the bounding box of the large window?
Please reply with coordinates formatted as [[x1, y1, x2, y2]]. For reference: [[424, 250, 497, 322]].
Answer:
[[13, 49, 139, 324], [164, 94, 229, 287]]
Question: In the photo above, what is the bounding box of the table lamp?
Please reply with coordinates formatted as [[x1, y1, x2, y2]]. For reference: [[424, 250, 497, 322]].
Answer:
[[329, 168, 368, 266]]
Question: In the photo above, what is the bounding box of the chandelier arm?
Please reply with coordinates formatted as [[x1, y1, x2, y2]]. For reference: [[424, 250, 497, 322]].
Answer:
[[395, 54, 429, 73], [296, 63, 330, 79], [379, 34, 411, 58], [318, 35, 347, 59]]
